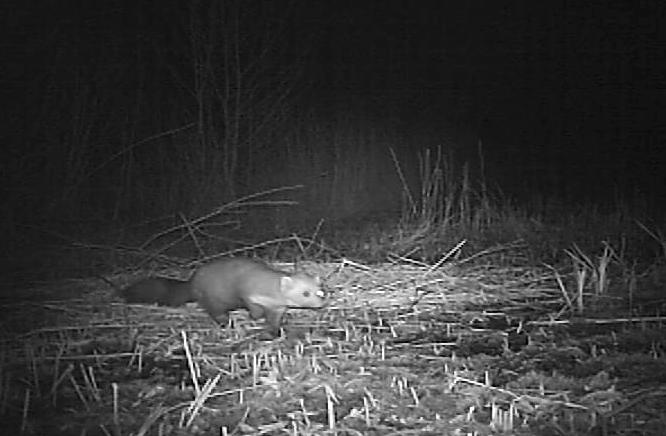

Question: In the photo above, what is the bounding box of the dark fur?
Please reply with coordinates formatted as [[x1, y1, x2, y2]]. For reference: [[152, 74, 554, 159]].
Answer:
[[119, 277, 195, 307]]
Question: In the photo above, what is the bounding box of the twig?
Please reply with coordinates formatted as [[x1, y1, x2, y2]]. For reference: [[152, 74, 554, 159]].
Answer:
[[528, 315, 666, 326]]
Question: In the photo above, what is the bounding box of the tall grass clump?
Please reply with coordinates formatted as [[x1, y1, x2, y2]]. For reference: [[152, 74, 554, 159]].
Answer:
[[385, 143, 513, 262]]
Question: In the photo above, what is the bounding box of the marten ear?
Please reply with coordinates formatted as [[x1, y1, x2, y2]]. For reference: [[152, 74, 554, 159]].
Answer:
[[314, 275, 321, 285], [280, 276, 293, 293]]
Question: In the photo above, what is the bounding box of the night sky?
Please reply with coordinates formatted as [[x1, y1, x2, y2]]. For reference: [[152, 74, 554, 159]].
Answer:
[[3, 1, 666, 220]]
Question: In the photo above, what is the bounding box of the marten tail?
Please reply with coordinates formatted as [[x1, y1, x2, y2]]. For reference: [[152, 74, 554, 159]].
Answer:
[[119, 277, 195, 307]]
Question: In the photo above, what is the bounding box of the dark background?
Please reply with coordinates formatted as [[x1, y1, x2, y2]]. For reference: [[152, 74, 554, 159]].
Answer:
[[2, 0, 665, 242]]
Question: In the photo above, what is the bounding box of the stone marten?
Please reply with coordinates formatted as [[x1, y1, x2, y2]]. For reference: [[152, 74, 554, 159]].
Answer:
[[119, 257, 325, 335]]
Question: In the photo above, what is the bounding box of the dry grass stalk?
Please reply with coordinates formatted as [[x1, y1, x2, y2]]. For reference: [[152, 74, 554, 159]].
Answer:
[[111, 382, 120, 435], [565, 242, 618, 311], [21, 388, 30, 433], [636, 220, 666, 260], [136, 404, 167, 436], [184, 372, 221, 428], [596, 242, 614, 295], [489, 399, 514, 432], [546, 263, 573, 315], [81, 364, 101, 402], [181, 330, 200, 396], [322, 383, 338, 431], [140, 185, 304, 249], [529, 315, 666, 326], [2, 254, 661, 434], [68, 371, 89, 411]]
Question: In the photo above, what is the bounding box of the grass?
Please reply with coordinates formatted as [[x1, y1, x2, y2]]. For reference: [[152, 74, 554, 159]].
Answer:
[[2, 253, 665, 435], [4, 125, 666, 434], [4, 85, 666, 434], [4, 136, 666, 434], [4, 3, 664, 432]]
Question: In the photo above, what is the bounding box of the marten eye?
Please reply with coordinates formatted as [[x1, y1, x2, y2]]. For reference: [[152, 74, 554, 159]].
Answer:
[[303, 290, 311, 297]]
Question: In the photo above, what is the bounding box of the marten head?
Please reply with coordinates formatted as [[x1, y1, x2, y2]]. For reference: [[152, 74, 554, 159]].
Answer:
[[281, 272, 326, 308]]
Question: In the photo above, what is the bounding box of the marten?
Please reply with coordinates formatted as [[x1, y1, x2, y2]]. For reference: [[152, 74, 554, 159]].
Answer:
[[120, 277, 196, 307], [119, 257, 326, 335]]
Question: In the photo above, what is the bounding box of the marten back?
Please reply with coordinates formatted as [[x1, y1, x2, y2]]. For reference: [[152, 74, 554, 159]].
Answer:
[[119, 277, 195, 307], [191, 257, 325, 334]]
